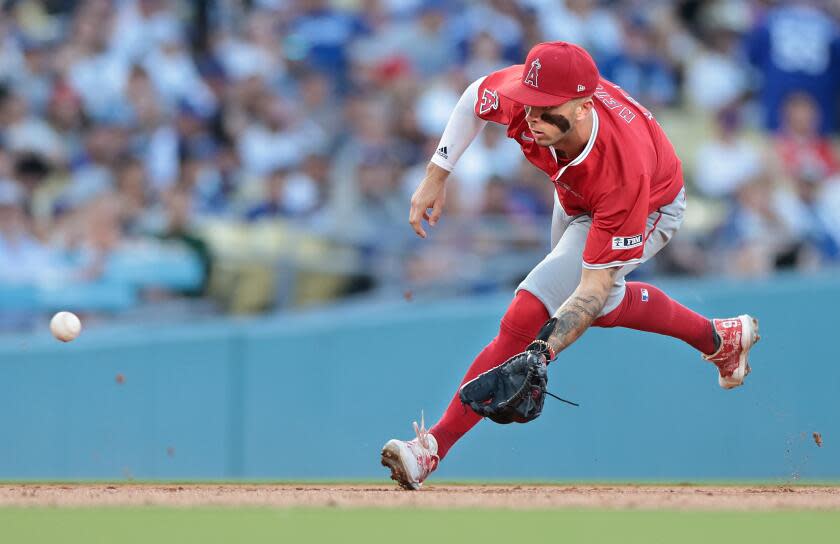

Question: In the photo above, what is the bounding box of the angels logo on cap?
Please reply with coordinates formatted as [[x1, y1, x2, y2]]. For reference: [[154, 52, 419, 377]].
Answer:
[[524, 58, 541, 88], [497, 41, 600, 107]]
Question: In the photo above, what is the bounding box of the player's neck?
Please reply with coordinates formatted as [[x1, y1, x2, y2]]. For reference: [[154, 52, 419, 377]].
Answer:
[[552, 114, 593, 160]]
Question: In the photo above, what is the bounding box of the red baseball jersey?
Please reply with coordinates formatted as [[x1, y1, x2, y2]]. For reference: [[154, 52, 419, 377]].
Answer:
[[475, 65, 684, 268]]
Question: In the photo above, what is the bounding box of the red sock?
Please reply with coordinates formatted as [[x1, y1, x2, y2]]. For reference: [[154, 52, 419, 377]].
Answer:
[[594, 281, 716, 354], [430, 290, 549, 460]]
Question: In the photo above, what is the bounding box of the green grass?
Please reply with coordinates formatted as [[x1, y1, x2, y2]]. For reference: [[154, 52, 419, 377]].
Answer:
[[2, 508, 839, 544]]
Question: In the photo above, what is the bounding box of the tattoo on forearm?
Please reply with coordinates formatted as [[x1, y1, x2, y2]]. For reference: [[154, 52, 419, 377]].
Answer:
[[553, 311, 582, 338], [547, 293, 608, 354], [567, 295, 601, 319]]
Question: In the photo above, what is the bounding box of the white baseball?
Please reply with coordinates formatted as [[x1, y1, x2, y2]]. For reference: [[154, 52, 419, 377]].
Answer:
[[50, 311, 82, 342]]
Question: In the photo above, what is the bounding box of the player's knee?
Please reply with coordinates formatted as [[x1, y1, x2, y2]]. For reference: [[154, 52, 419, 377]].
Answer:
[[500, 290, 550, 340], [593, 285, 630, 328], [593, 307, 620, 328]]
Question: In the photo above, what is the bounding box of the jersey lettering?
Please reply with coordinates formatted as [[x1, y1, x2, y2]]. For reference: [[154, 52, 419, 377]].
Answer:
[[601, 97, 622, 110], [618, 107, 636, 123], [594, 85, 642, 124]]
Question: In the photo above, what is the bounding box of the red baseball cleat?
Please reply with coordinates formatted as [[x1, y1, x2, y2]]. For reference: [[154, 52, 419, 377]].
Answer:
[[380, 413, 439, 490], [703, 315, 760, 389]]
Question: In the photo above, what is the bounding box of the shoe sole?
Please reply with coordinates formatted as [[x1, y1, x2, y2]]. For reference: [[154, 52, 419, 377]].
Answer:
[[719, 314, 760, 389], [380, 441, 420, 491]]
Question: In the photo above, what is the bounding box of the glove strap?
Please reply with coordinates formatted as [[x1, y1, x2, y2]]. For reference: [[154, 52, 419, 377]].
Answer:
[[536, 317, 557, 342]]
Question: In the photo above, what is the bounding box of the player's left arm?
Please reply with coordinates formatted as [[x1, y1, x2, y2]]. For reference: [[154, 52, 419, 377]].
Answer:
[[544, 266, 619, 356]]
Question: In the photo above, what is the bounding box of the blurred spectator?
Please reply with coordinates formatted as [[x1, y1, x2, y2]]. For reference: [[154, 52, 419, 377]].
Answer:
[[746, 2, 840, 133], [141, 28, 217, 116], [115, 157, 152, 235], [693, 108, 764, 199], [71, 193, 125, 282], [460, 0, 527, 62], [286, 152, 329, 216], [14, 152, 51, 202], [245, 167, 320, 222], [464, 32, 508, 83], [59, 123, 124, 212], [402, 2, 459, 77], [413, 73, 463, 137], [773, 93, 840, 262], [0, 179, 57, 285], [65, 1, 131, 122], [111, 0, 187, 63], [600, 18, 677, 107], [817, 177, 840, 255], [787, 169, 840, 263], [157, 184, 211, 296], [237, 93, 326, 176], [683, 5, 750, 112], [450, 125, 524, 215], [719, 173, 808, 276], [479, 177, 511, 217], [348, 1, 457, 80], [774, 93, 840, 182], [11, 38, 54, 114], [349, 152, 405, 243], [478, 175, 549, 223], [287, 0, 369, 86], [213, 11, 286, 83], [530, 0, 623, 63], [295, 71, 338, 142], [45, 81, 88, 162], [175, 157, 226, 216], [2, 92, 64, 161]]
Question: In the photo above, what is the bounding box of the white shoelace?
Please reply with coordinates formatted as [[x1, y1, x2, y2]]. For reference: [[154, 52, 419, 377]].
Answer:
[[409, 411, 438, 478], [412, 410, 433, 451]]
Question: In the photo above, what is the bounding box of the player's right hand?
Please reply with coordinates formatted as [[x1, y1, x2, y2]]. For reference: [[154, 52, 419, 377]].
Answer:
[[409, 164, 449, 238]]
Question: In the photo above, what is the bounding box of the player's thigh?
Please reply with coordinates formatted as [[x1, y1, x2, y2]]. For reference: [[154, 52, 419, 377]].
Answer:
[[601, 187, 687, 315], [519, 216, 590, 315], [523, 188, 686, 317], [619, 186, 686, 280]]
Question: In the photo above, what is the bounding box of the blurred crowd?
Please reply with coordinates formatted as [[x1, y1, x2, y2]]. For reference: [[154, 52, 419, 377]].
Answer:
[[1, 0, 839, 323]]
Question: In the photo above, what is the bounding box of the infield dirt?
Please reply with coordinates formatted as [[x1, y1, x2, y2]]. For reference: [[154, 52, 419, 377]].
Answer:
[[1, 484, 839, 510]]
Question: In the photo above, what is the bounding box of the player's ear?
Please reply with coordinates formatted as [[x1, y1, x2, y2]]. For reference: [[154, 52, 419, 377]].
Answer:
[[576, 98, 594, 120]]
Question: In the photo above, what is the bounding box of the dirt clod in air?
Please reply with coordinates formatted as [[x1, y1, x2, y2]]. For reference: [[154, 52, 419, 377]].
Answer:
[[115, 373, 125, 384], [813, 432, 823, 447]]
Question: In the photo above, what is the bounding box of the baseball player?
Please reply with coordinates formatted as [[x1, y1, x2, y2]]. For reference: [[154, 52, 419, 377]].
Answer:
[[381, 42, 760, 490]]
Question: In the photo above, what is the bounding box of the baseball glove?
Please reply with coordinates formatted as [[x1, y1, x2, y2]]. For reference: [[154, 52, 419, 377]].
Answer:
[[459, 318, 576, 424]]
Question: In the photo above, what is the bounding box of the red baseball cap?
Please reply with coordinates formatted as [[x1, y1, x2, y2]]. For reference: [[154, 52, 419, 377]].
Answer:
[[497, 41, 600, 107]]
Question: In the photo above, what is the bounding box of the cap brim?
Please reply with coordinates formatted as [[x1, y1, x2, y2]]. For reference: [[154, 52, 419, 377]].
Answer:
[[496, 77, 573, 107]]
